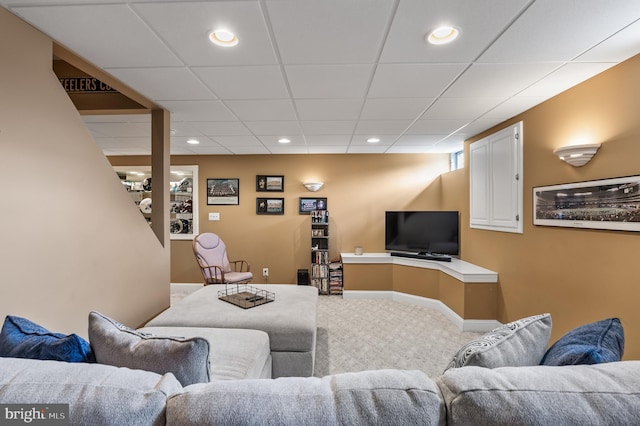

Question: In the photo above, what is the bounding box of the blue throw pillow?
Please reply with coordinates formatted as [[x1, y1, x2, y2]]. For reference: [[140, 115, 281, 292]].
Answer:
[[0, 315, 95, 363], [541, 318, 624, 366]]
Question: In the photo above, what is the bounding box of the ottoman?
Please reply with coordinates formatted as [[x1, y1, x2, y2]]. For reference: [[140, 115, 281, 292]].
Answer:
[[145, 284, 318, 378], [138, 327, 272, 380]]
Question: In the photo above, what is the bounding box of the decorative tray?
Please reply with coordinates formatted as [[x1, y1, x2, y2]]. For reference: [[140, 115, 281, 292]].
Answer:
[[217, 284, 275, 309]]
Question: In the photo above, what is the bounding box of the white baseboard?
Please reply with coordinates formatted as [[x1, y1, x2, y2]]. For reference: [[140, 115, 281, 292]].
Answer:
[[343, 290, 501, 332]]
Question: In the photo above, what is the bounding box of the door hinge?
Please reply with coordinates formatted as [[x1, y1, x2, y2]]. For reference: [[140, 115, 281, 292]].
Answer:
[[515, 173, 520, 180], [516, 214, 520, 221]]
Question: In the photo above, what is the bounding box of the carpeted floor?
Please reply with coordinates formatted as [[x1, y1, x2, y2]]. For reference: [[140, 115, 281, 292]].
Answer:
[[313, 296, 482, 378], [170, 285, 482, 379]]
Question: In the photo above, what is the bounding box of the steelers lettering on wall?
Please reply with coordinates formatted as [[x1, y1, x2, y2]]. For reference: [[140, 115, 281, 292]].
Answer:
[[59, 77, 117, 93]]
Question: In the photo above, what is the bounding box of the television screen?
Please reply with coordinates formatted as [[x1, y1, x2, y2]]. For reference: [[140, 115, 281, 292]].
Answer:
[[385, 211, 459, 255]]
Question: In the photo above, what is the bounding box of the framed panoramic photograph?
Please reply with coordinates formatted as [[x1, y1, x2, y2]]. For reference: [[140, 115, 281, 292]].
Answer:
[[299, 197, 327, 213], [207, 178, 239, 205], [256, 175, 284, 192], [533, 175, 640, 232], [256, 198, 284, 215]]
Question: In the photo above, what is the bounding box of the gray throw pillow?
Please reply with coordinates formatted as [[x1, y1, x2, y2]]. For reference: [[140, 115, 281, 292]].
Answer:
[[88, 311, 210, 386], [445, 313, 552, 371]]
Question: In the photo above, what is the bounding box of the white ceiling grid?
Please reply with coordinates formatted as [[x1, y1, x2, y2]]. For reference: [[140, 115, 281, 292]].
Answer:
[[2, 0, 639, 155]]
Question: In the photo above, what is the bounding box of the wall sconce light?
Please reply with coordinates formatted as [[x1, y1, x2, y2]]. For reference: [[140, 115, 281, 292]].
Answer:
[[303, 182, 324, 192], [553, 143, 601, 167]]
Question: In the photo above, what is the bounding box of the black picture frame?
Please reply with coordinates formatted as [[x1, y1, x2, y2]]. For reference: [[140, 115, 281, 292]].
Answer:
[[207, 178, 239, 205], [256, 198, 285, 215], [533, 175, 640, 231], [299, 197, 327, 213], [256, 175, 284, 192]]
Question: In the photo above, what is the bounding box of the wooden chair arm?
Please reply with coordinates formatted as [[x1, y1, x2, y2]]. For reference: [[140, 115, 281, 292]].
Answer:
[[229, 260, 250, 272]]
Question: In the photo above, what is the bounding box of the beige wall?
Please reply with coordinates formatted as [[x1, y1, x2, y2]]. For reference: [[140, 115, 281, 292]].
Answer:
[[110, 153, 451, 284], [0, 9, 170, 336], [454, 54, 640, 359]]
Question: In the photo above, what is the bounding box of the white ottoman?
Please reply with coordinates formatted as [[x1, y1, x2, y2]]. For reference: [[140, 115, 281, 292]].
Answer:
[[145, 284, 318, 377]]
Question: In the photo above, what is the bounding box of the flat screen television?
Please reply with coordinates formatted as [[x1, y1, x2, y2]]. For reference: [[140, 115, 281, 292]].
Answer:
[[385, 211, 459, 256]]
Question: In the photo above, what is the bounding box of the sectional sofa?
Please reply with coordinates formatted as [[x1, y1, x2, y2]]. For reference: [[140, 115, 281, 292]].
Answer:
[[1, 289, 639, 425]]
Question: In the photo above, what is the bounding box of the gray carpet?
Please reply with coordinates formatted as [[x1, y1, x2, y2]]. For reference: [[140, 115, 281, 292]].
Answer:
[[170, 285, 482, 379], [313, 296, 482, 378]]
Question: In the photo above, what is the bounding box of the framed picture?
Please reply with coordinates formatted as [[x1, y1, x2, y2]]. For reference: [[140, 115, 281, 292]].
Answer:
[[207, 178, 239, 205], [256, 175, 284, 192], [533, 175, 640, 231], [256, 198, 284, 215], [299, 197, 327, 213]]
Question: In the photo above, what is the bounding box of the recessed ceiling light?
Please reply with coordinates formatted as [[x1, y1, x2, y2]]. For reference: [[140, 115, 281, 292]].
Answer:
[[278, 138, 291, 144], [187, 139, 200, 145], [367, 137, 381, 143], [426, 26, 459, 45], [208, 29, 238, 47]]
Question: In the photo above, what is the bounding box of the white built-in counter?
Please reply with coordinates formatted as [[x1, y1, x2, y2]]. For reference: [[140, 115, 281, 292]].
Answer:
[[340, 253, 497, 283]]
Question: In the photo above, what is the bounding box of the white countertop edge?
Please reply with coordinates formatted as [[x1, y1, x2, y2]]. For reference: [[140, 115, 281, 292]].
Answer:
[[340, 252, 498, 283]]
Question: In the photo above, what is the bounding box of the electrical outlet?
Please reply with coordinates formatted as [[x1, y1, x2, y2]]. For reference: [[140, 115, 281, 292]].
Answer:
[[262, 268, 269, 277]]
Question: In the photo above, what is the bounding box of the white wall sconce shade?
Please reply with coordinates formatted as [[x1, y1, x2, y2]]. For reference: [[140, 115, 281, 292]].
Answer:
[[303, 182, 324, 192], [553, 143, 601, 167]]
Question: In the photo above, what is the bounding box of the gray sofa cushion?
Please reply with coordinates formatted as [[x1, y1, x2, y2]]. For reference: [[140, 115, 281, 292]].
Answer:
[[445, 313, 551, 371], [139, 326, 272, 380], [167, 369, 444, 425], [437, 361, 640, 426], [89, 311, 210, 386], [0, 357, 181, 426]]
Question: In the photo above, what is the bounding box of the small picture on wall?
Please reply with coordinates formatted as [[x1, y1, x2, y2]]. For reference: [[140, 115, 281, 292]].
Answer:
[[299, 197, 327, 213], [533, 175, 640, 232], [256, 175, 284, 192], [256, 198, 284, 215], [207, 178, 239, 205]]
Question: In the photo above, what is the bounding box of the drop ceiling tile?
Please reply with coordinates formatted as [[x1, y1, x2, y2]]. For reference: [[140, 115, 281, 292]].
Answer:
[[393, 134, 446, 146], [285, 64, 373, 99], [578, 19, 640, 62], [179, 145, 233, 155], [360, 98, 433, 120], [453, 118, 506, 139], [423, 97, 504, 120], [227, 146, 271, 155], [192, 66, 289, 99], [160, 101, 237, 122], [479, 0, 640, 62], [265, 0, 395, 64], [305, 135, 352, 146], [350, 135, 394, 146], [518, 62, 617, 98], [406, 119, 469, 135], [212, 135, 263, 147], [300, 121, 357, 135], [225, 100, 297, 121], [444, 63, 560, 98], [295, 99, 363, 121], [369, 64, 467, 98], [380, 0, 530, 63], [354, 120, 412, 134], [133, 1, 278, 66], [179, 121, 251, 136], [256, 136, 304, 146], [481, 96, 546, 120], [107, 67, 216, 101], [12, 4, 182, 67], [244, 121, 303, 136]]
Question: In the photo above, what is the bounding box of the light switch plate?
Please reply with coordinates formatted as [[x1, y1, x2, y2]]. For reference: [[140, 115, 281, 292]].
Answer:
[[208, 212, 220, 221]]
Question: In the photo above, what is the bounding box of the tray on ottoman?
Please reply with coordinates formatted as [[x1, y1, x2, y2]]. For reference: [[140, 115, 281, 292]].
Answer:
[[218, 284, 275, 309]]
